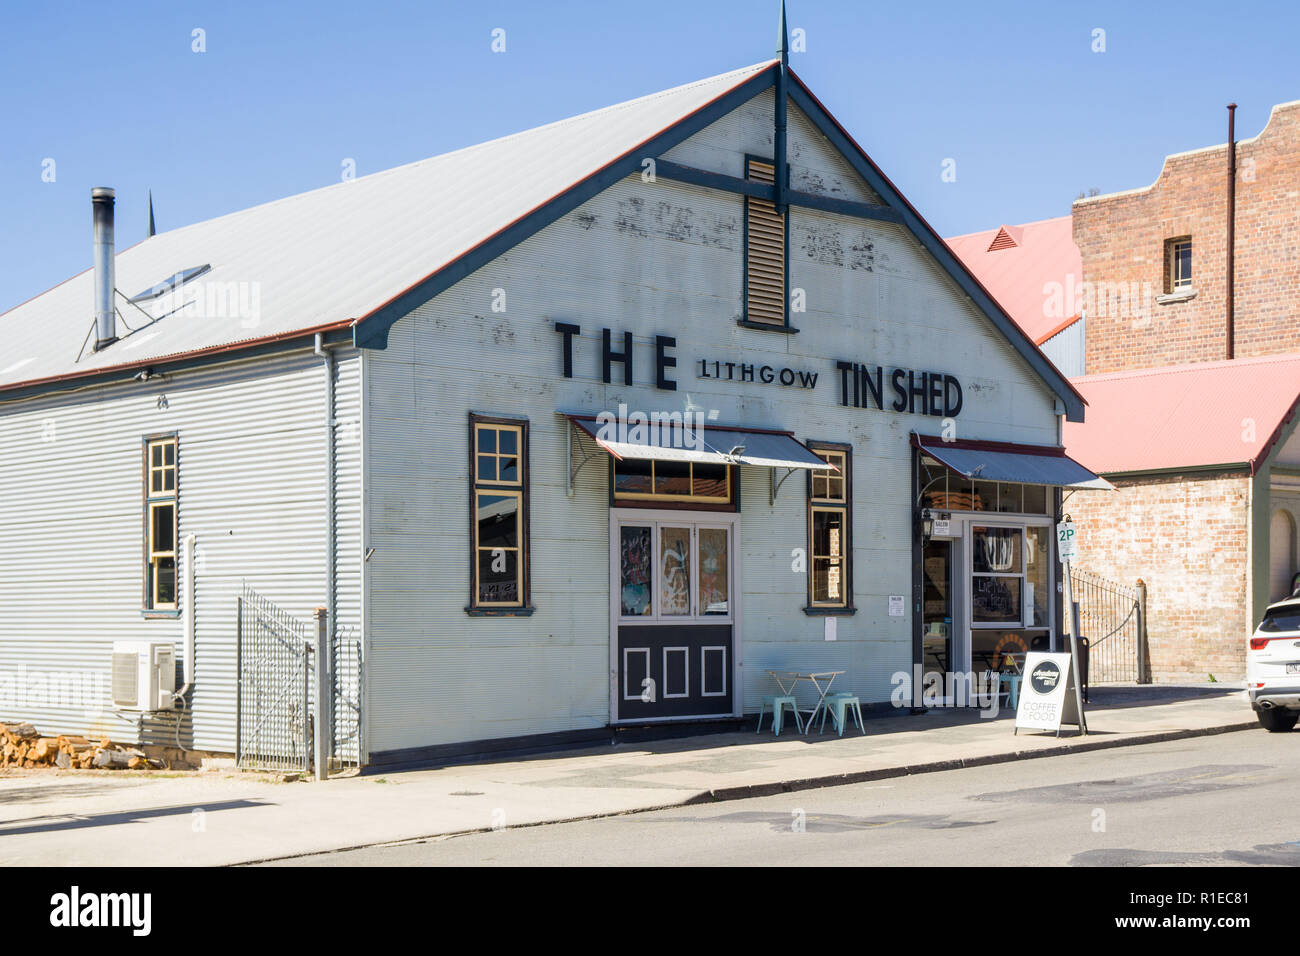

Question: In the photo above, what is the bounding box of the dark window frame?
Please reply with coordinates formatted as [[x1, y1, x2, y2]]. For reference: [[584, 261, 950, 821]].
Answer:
[[467, 413, 534, 616], [804, 441, 855, 614], [142, 432, 180, 616], [1164, 235, 1193, 293]]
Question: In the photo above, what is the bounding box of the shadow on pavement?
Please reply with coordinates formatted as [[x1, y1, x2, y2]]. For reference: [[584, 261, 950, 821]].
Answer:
[[0, 798, 270, 837]]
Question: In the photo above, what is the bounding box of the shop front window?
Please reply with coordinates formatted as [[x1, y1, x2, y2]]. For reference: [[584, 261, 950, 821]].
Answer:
[[971, 526, 1023, 625]]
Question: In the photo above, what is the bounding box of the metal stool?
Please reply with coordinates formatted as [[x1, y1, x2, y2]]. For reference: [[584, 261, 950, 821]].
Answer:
[[757, 695, 803, 736], [818, 692, 865, 736]]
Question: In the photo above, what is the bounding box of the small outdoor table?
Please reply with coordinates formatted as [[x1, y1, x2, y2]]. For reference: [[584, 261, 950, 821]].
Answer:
[[765, 670, 845, 735]]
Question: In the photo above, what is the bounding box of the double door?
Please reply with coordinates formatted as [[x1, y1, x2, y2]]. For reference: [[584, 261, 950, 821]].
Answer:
[[610, 510, 739, 722]]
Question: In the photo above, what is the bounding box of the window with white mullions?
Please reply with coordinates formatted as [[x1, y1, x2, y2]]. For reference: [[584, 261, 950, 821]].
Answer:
[[143, 435, 178, 610]]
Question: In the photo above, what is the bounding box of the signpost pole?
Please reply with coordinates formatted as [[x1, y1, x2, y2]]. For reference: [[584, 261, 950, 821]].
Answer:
[[1061, 560, 1088, 735]]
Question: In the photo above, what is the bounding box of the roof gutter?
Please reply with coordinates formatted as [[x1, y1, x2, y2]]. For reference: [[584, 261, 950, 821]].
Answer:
[[0, 319, 354, 403]]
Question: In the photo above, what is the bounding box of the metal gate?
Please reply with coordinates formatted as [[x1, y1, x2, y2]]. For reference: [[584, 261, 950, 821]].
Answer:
[[331, 622, 363, 770], [236, 584, 364, 773], [236, 585, 312, 772], [1071, 569, 1150, 683]]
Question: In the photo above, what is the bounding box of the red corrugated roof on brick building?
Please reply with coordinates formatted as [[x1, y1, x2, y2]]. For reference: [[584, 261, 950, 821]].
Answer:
[[1064, 353, 1300, 475], [945, 215, 1081, 345]]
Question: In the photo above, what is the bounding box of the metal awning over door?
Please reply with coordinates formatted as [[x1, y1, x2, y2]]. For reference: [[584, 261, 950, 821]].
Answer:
[[561, 411, 834, 499], [912, 433, 1112, 490]]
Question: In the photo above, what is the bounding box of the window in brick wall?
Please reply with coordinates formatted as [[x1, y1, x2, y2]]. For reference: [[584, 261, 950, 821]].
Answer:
[[1165, 237, 1193, 292]]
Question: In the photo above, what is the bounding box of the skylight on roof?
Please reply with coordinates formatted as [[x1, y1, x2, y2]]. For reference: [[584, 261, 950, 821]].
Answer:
[[129, 264, 211, 303]]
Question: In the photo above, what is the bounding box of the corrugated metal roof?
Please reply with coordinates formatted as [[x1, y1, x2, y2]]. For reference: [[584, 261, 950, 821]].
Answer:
[[945, 215, 1081, 345], [0, 61, 775, 392], [1064, 354, 1300, 475]]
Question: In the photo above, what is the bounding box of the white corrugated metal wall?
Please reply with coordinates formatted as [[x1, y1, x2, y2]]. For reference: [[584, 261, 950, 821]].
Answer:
[[0, 347, 361, 753], [1040, 316, 1086, 378], [361, 91, 1062, 756]]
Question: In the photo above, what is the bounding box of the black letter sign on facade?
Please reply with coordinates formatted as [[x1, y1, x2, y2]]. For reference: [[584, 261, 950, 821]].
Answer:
[[603, 328, 633, 386], [655, 335, 678, 390], [555, 322, 581, 378]]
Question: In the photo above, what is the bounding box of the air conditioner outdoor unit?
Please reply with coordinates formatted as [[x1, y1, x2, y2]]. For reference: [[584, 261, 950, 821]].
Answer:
[[111, 641, 176, 711]]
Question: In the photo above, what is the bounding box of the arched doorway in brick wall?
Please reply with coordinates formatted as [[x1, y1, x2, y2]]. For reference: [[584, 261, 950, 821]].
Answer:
[[1270, 508, 1298, 602]]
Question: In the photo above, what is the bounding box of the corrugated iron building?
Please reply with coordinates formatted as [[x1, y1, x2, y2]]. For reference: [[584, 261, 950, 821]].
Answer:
[[0, 54, 1100, 766]]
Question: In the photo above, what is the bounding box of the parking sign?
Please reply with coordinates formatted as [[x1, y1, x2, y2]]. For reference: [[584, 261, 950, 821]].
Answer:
[[1057, 520, 1077, 563]]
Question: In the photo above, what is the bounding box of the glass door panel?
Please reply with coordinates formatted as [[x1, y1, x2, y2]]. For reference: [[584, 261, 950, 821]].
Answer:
[[659, 526, 692, 616], [619, 525, 652, 616], [923, 539, 952, 683], [697, 527, 729, 615]]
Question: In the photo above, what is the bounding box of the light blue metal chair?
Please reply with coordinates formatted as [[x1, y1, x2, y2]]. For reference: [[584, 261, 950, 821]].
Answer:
[[757, 695, 803, 736], [818, 692, 865, 736]]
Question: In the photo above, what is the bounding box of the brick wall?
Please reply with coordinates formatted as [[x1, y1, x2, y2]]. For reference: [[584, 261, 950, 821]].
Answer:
[[1074, 101, 1300, 374], [1069, 471, 1250, 682]]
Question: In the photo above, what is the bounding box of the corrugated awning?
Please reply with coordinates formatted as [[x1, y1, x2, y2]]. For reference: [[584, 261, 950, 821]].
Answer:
[[564, 413, 833, 470], [913, 433, 1112, 490]]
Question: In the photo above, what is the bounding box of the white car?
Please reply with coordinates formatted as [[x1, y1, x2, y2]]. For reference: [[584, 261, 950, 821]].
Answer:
[[1248, 596, 1300, 732]]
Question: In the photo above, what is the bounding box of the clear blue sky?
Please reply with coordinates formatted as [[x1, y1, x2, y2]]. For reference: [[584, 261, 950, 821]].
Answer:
[[2, 0, 1296, 314]]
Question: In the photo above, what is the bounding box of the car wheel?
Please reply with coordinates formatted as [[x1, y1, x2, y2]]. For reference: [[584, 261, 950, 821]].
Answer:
[[1257, 709, 1298, 733]]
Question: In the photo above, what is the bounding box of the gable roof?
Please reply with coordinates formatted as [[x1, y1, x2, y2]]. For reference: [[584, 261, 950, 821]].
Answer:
[[0, 59, 1086, 421], [0, 61, 774, 393], [1064, 353, 1300, 476], [945, 215, 1081, 345]]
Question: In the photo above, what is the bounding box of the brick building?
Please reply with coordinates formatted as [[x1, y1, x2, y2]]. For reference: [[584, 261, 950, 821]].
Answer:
[[953, 102, 1300, 683], [1064, 101, 1300, 682], [1064, 356, 1300, 682], [1073, 100, 1300, 374]]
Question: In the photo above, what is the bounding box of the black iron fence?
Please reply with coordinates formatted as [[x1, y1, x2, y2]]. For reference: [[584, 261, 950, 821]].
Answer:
[[1070, 568, 1150, 684]]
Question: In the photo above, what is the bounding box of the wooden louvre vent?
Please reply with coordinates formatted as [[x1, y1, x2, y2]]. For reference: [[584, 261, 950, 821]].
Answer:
[[745, 158, 786, 325]]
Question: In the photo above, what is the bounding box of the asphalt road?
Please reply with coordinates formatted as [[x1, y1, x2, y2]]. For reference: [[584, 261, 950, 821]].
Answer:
[[262, 728, 1300, 866]]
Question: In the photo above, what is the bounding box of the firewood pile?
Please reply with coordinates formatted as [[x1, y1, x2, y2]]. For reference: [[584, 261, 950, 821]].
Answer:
[[1, 722, 164, 770]]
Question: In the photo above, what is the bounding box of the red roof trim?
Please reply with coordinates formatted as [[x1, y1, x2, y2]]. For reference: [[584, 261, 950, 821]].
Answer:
[[1034, 313, 1082, 346], [0, 318, 353, 397]]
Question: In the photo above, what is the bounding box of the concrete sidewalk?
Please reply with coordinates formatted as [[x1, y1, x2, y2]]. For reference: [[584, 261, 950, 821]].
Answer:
[[0, 685, 1257, 866]]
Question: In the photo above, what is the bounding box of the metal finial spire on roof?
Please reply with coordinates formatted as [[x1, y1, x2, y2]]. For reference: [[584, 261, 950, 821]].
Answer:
[[778, 0, 789, 67], [774, 0, 789, 216], [147, 190, 156, 237]]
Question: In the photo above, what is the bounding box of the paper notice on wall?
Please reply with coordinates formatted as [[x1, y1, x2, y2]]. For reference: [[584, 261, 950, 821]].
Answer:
[[824, 616, 837, 641], [888, 595, 905, 617]]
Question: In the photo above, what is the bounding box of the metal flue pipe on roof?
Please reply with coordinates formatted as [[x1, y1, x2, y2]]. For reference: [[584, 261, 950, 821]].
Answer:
[[91, 187, 117, 351]]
